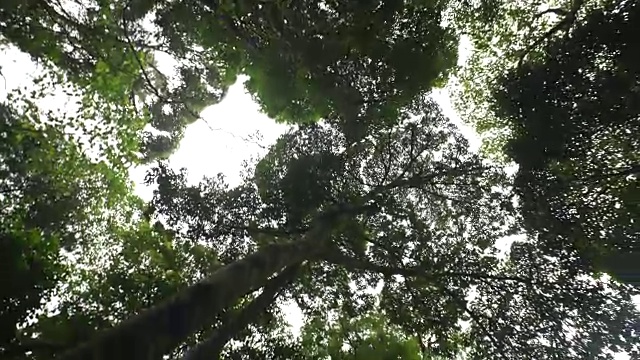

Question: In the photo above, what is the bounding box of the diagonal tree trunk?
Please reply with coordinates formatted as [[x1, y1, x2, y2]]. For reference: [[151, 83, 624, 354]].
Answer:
[[181, 263, 302, 360], [56, 227, 329, 360]]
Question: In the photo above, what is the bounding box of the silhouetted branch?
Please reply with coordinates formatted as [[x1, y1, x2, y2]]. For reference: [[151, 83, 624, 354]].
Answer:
[[324, 250, 532, 284], [517, 0, 585, 68]]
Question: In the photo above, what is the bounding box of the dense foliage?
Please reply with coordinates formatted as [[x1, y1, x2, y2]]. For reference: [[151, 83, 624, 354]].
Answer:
[[0, 99, 137, 358], [452, 0, 612, 155], [1, 0, 460, 157], [0, 0, 638, 359], [299, 308, 441, 359], [492, 0, 640, 284]]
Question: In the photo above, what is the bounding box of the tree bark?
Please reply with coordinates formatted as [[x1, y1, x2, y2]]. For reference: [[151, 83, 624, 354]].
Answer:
[[181, 263, 301, 360], [56, 229, 327, 360]]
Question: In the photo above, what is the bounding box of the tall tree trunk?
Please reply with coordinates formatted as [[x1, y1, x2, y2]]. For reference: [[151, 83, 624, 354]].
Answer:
[[181, 263, 301, 360], [56, 228, 328, 360]]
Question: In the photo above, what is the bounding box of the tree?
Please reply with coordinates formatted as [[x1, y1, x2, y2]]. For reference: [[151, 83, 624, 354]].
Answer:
[[1, 0, 459, 157], [1, 1, 638, 360], [1, 1, 458, 356], [0, 101, 134, 358], [182, 263, 302, 360], [491, 0, 640, 285], [14, 219, 226, 360], [450, 0, 608, 158], [54, 101, 639, 360]]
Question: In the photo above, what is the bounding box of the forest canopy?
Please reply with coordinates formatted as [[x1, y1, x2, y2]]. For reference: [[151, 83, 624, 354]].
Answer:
[[0, 0, 638, 359]]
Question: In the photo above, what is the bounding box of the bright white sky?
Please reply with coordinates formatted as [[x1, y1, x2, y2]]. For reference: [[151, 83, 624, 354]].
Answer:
[[0, 44, 634, 359]]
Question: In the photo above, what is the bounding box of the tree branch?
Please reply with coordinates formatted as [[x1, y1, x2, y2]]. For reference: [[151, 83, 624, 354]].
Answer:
[[363, 165, 487, 205], [517, 0, 585, 69], [324, 250, 532, 284], [181, 264, 302, 360], [56, 230, 328, 360]]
